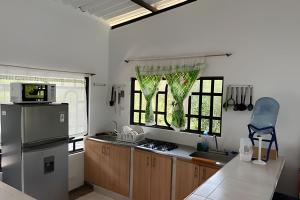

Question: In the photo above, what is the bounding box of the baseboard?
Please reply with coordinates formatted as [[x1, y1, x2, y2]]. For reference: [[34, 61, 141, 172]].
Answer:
[[298, 168, 300, 199], [93, 185, 129, 200]]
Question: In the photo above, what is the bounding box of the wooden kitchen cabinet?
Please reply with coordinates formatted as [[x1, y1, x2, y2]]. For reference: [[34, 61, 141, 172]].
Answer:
[[133, 149, 172, 200], [175, 159, 201, 200], [175, 159, 220, 200], [84, 139, 101, 184], [199, 166, 219, 184], [84, 139, 130, 197], [108, 144, 131, 196], [150, 153, 172, 200], [133, 150, 151, 200]]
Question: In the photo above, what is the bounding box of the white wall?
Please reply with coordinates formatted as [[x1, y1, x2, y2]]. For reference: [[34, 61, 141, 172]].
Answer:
[[108, 0, 300, 197], [69, 152, 84, 191], [0, 0, 111, 134], [0, 0, 110, 189]]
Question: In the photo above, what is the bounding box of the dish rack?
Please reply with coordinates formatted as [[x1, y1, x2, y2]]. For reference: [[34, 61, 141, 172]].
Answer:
[[116, 132, 146, 143]]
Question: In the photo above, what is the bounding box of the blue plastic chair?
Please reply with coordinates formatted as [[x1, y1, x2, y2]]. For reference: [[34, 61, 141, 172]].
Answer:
[[248, 97, 279, 161]]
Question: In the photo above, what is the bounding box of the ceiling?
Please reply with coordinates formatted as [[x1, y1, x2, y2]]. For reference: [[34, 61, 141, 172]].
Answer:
[[58, 0, 193, 28]]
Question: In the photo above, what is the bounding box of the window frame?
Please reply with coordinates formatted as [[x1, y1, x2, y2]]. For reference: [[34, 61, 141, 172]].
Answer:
[[68, 76, 89, 154], [68, 137, 84, 154], [130, 76, 224, 136]]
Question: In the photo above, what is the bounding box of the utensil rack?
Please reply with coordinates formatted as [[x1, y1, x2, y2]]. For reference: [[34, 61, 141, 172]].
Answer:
[[223, 84, 254, 112], [228, 84, 253, 88]]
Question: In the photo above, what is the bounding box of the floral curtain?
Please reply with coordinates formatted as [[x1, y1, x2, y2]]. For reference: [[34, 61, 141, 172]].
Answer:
[[165, 64, 204, 130], [135, 62, 205, 130], [136, 66, 161, 125]]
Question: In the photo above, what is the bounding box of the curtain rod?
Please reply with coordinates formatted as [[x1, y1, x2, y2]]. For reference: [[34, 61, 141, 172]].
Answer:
[[0, 63, 96, 76], [124, 53, 232, 63]]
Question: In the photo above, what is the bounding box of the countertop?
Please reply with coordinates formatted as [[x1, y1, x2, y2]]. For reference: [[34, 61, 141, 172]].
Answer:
[[88, 135, 196, 159], [0, 181, 35, 200], [185, 156, 285, 200], [88, 135, 235, 167]]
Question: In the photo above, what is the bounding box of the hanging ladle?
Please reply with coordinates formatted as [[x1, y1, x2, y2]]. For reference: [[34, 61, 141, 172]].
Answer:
[[238, 87, 244, 110], [233, 87, 239, 111], [248, 86, 254, 111], [239, 87, 248, 111], [227, 86, 235, 107]]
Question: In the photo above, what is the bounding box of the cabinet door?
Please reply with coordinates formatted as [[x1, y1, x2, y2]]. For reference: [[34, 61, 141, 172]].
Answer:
[[150, 153, 172, 200], [84, 139, 100, 184], [175, 159, 200, 200], [133, 150, 152, 200], [109, 144, 131, 197], [97, 143, 112, 190], [200, 166, 219, 184]]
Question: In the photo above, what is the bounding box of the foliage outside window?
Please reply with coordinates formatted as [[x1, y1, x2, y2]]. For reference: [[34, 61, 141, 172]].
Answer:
[[130, 77, 224, 136]]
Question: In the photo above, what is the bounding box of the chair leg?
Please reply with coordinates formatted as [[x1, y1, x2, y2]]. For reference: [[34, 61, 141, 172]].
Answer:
[[266, 136, 274, 161], [273, 128, 279, 152], [248, 126, 255, 146]]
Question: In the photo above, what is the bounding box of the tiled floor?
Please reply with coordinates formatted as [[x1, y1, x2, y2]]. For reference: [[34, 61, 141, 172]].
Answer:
[[76, 192, 115, 200]]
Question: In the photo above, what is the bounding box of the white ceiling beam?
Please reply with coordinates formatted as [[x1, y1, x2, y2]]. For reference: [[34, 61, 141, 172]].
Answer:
[[131, 0, 157, 12], [101, 4, 140, 19]]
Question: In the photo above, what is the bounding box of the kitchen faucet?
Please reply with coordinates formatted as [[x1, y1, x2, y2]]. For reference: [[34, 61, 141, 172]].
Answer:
[[214, 135, 219, 152], [112, 120, 118, 134], [211, 135, 229, 155]]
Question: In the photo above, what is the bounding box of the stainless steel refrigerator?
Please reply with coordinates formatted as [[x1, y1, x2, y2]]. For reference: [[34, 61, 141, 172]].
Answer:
[[1, 103, 69, 200]]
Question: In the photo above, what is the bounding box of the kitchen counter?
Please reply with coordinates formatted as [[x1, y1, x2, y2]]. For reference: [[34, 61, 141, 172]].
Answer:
[[88, 135, 196, 159], [0, 181, 35, 200], [185, 156, 285, 200], [88, 135, 234, 167]]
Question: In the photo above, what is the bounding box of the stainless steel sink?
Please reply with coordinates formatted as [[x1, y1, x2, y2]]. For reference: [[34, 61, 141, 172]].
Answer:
[[91, 135, 118, 142], [189, 151, 236, 165]]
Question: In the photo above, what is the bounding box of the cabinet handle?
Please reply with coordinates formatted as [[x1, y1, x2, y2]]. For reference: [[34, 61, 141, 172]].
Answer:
[[106, 146, 110, 156], [102, 146, 105, 155], [202, 168, 206, 180], [152, 157, 156, 168], [146, 157, 150, 166], [194, 167, 198, 178]]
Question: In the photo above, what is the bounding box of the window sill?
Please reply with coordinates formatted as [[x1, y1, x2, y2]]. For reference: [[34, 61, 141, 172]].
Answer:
[[69, 149, 84, 155]]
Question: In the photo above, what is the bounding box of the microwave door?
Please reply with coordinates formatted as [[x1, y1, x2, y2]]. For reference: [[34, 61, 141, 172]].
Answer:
[[22, 104, 68, 144]]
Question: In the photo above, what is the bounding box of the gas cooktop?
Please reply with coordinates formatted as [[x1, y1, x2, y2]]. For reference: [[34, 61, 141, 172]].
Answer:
[[138, 139, 178, 152]]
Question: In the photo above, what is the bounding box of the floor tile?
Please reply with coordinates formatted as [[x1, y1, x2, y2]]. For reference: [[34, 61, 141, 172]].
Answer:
[[76, 192, 115, 200], [185, 194, 207, 200]]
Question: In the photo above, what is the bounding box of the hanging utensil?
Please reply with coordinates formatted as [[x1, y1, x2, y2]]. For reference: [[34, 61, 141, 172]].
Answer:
[[223, 86, 230, 111], [237, 87, 244, 111], [239, 87, 248, 111], [227, 86, 235, 106], [233, 87, 239, 111], [109, 86, 115, 106], [248, 86, 254, 111], [244, 86, 248, 104]]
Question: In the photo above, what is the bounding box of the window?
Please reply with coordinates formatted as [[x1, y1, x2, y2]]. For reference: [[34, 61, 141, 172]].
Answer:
[[130, 77, 223, 136], [0, 70, 88, 153]]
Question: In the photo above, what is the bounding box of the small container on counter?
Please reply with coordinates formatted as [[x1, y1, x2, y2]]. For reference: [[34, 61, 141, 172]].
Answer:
[[197, 131, 209, 152]]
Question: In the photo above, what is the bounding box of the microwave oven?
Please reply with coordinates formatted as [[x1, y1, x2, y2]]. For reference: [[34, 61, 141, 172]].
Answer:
[[10, 83, 56, 103]]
